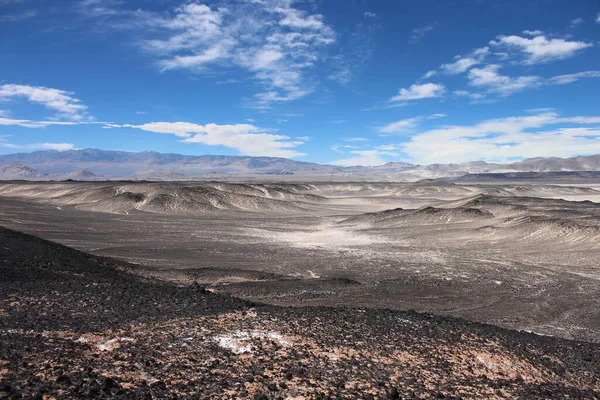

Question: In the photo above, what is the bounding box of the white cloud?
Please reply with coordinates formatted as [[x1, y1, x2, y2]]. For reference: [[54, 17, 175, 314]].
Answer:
[[364, 12, 376, 18], [132, 1, 336, 108], [126, 121, 304, 158], [0, 84, 89, 121], [442, 58, 479, 75], [490, 34, 592, 64], [346, 137, 368, 142], [428, 113, 447, 119], [331, 150, 388, 166], [330, 144, 357, 153], [1, 142, 77, 151], [0, 117, 80, 128], [453, 90, 486, 100], [402, 112, 600, 164], [522, 30, 543, 36], [467, 64, 541, 96], [0, 9, 37, 22], [379, 117, 422, 134], [597, 13, 600, 24], [379, 113, 447, 135], [441, 47, 489, 75], [411, 24, 435, 43], [549, 70, 600, 85], [390, 83, 445, 102], [569, 18, 584, 28], [422, 70, 437, 79]]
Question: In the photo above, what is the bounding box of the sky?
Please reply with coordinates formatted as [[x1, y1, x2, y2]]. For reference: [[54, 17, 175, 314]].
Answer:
[[0, 0, 599, 166]]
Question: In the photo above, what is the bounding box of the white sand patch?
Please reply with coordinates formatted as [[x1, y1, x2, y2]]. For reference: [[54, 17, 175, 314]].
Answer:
[[247, 224, 389, 250], [213, 330, 290, 354]]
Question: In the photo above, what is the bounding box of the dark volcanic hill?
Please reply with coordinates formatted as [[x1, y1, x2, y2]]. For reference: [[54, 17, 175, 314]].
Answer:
[[1, 227, 599, 399]]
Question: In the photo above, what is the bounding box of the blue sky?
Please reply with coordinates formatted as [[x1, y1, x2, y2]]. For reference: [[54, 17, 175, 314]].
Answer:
[[1, 0, 599, 166]]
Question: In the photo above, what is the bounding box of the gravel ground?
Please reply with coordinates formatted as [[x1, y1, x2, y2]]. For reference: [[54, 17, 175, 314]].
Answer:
[[1, 227, 599, 399]]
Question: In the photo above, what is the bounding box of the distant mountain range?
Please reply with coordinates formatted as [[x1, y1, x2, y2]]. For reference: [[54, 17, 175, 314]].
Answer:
[[1, 149, 600, 181], [0, 164, 101, 181]]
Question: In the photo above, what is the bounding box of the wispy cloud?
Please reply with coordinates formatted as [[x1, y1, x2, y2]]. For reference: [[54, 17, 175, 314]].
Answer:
[[0, 117, 80, 128], [364, 12, 376, 18], [0, 84, 90, 121], [569, 18, 584, 28], [0, 9, 37, 22], [379, 117, 422, 135], [453, 90, 485, 100], [440, 47, 489, 75], [1, 142, 77, 151], [87, 1, 337, 109], [410, 24, 435, 43], [549, 70, 600, 85], [379, 113, 447, 135], [329, 16, 380, 85]]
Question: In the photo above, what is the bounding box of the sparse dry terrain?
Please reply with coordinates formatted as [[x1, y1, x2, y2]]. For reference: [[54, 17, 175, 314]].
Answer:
[[1, 180, 600, 398], [1, 227, 599, 399]]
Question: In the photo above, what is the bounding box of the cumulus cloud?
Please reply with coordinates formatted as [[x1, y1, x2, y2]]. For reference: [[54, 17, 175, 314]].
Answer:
[[0, 84, 89, 121], [117, 1, 337, 108], [549, 71, 600, 85], [490, 34, 592, 64], [467, 64, 541, 96], [401, 112, 600, 164], [390, 83, 445, 102], [125, 121, 304, 158], [331, 150, 389, 166]]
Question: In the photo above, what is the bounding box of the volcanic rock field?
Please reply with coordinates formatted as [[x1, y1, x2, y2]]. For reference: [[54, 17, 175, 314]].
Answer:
[[1, 180, 600, 398]]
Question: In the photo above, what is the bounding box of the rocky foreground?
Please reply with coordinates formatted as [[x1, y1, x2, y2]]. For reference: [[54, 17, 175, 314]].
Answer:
[[1, 227, 599, 399]]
